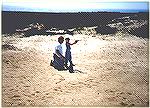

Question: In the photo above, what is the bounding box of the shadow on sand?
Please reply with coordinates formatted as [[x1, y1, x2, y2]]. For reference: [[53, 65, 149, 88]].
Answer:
[[73, 69, 87, 74]]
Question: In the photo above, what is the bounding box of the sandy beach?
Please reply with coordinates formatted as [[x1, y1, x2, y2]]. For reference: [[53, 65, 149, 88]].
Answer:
[[2, 33, 149, 107]]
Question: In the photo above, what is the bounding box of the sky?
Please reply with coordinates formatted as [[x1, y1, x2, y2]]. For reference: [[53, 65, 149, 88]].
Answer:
[[2, 0, 149, 12]]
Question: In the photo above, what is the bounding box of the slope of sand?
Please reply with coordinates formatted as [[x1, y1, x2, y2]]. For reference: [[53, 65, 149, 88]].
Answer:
[[2, 34, 149, 107]]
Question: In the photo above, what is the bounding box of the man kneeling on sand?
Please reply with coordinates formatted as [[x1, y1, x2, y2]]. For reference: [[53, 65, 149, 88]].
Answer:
[[51, 36, 66, 71]]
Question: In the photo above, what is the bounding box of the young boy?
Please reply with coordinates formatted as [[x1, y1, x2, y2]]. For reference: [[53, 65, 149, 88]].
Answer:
[[65, 38, 79, 72]]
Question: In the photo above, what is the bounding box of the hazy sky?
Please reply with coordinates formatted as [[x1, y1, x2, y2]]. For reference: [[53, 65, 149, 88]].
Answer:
[[2, 0, 149, 12]]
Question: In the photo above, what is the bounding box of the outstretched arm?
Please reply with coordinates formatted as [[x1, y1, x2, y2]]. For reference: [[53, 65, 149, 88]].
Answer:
[[70, 40, 79, 45]]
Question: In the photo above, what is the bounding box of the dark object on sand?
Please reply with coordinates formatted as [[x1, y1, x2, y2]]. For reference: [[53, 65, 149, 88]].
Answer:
[[129, 24, 149, 38], [95, 25, 117, 35]]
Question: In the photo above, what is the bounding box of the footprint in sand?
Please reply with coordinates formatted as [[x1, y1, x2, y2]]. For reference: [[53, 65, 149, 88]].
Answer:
[[11, 95, 20, 98], [127, 92, 132, 95], [50, 74, 65, 84], [27, 99, 32, 102], [105, 89, 116, 93], [120, 102, 135, 107], [31, 93, 35, 96], [120, 102, 128, 106], [24, 85, 30, 87], [35, 91, 40, 93], [54, 87, 63, 92]]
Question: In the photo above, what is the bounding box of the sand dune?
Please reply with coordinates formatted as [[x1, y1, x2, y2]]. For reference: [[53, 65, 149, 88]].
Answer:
[[2, 33, 149, 107]]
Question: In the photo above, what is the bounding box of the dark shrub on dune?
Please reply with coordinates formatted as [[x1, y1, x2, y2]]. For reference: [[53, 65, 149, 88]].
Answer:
[[129, 24, 149, 38], [95, 25, 117, 35], [65, 30, 74, 35], [23, 28, 48, 37]]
